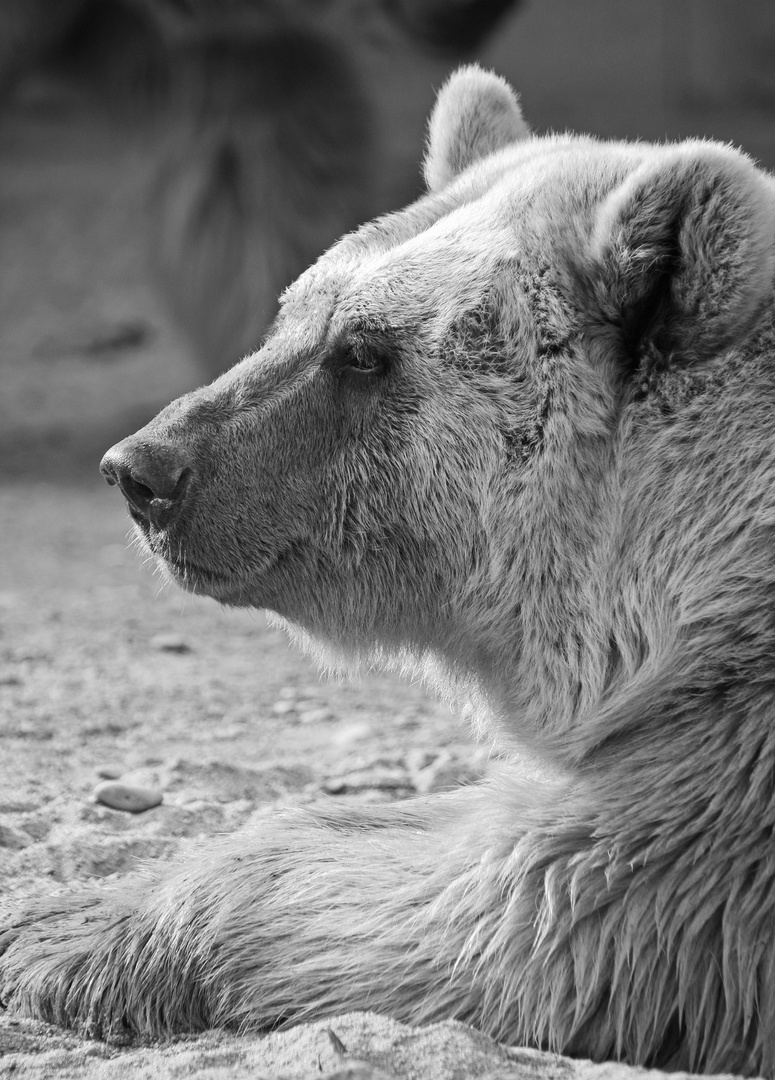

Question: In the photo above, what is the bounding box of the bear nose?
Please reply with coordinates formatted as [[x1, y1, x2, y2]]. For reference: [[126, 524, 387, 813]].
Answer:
[[100, 438, 191, 530]]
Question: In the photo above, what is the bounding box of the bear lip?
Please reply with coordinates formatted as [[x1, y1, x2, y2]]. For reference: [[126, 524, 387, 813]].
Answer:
[[159, 542, 292, 608], [161, 554, 236, 599], [125, 515, 230, 595]]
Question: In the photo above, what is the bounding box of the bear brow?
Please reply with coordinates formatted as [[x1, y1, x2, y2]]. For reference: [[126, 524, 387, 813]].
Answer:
[[328, 318, 401, 354]]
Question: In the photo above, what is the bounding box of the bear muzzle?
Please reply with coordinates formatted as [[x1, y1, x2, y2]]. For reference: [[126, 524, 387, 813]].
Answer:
[[100, 437, 192, 532]]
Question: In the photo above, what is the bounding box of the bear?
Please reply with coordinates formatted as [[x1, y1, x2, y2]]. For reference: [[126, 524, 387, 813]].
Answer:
[[3, 64, 775, 1076]]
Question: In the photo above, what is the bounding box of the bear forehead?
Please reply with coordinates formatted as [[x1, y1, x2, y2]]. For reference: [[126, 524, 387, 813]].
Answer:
[[282, 134, 650, 326], [242, 133, 667, 385], [441, 133, 647, 215]]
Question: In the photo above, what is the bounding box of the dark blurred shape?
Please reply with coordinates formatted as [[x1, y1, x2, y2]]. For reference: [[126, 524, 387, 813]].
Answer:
[[151, 30, 373, 369], [0, 0, 82, 99], [0, 0, 521, 373], [384, 0, 520, 51], [50, 0, 169, 107]]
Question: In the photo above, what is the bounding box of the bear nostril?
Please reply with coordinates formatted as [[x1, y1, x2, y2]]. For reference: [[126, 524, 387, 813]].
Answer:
[[115, 467, 191, 529], [100, 442, 191, 528], [121, 475, 156, 515]]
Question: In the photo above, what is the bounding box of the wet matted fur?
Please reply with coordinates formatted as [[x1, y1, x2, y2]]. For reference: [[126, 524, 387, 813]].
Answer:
[[3, 66, 775, 1075]]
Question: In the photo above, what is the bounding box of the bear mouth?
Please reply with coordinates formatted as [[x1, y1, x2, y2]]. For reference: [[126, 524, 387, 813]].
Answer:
[[129, 519, 236, 598], [163, 554, 226, 592], [130, 513, 298, 608]]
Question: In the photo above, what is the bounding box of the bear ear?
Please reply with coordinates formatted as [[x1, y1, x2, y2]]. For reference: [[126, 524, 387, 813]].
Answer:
[[586, 144, 775, 367], [423, 65, 529, 194]]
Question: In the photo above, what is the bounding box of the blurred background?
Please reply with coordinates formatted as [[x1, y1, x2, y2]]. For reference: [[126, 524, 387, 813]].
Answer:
[[0, 0, 774, 477]]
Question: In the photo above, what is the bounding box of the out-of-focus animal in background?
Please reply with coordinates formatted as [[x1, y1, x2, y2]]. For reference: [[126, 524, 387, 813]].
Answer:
[[0, 0, 520, 371]]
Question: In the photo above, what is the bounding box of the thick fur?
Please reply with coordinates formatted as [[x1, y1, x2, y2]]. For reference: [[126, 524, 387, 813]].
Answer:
[[4, 66, 775, 1075], [423, 65, 529, 192]]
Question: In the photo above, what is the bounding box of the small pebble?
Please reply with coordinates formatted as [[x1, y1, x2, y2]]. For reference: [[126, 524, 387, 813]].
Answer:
[[212, 724, 245, 741], [82, 1045, 109, 1059], [332, 721, 374, 749], [271, 700, 297, 716], [322, 766, 413, 795], [94, 780, 163, 813], [13, 648, 49, 663], [297, 706, 334, 724], [96, 764, 123, 780], [149, 633, 191, 654], [412, 750, 485, 795], [298, 684, 324, 698]]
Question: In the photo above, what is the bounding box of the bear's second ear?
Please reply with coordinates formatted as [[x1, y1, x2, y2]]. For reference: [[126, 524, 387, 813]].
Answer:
[[586, 145, 775, 367], [423, 65, 529, 193]]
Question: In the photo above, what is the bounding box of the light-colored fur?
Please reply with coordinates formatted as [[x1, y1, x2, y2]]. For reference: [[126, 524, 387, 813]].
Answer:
[[4, 66, 775, 1075]]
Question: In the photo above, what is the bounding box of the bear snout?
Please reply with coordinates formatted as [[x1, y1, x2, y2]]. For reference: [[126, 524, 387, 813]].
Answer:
[[100, 437, 192, 531]]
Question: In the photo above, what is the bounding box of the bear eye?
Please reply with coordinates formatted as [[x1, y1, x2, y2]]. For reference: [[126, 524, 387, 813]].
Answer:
[[340, 340, 389, 377], [346, 352, 383, 375]]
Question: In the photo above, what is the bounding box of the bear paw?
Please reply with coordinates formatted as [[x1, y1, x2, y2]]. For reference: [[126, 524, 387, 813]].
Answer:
[[0, 883, 211, 1038]]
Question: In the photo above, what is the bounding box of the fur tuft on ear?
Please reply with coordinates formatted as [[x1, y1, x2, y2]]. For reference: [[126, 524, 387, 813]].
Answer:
[[423, 65, 529, 194], [588, 144, 775, 366]]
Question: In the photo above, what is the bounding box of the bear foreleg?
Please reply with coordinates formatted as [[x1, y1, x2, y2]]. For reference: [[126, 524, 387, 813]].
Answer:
[[0, 785, 525, 1040]]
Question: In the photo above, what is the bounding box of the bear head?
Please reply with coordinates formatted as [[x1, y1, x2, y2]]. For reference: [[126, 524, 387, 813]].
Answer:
[[101, 65, 775, 757]]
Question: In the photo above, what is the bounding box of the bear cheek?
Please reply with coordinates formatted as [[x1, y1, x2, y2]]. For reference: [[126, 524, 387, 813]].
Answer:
[[195, 382, 355, 593]]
